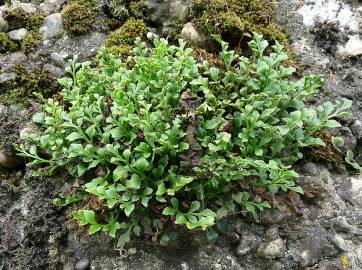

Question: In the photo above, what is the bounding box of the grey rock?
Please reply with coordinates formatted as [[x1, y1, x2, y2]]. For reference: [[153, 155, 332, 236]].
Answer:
[[75, 258, 90, 270], [106, 0, 129, 21], [0, 72, 16, 91], [102, 263, 113, 270], [12, 2, 37, 14], [50, 52, 67, 67], [340, 127, 357, 151], [336, 178, 354, 204], [8, 28, 28, 41], [333, 216, 352, 232], [297, 164, 331, 198], [337, 35, 362, 58], [351, 120, 362, 139], [236, 234, 261, 256], [0, 12, 8, 32], [181, 22, 206, 47], [39, 0, 66, 15], [0, 52, 27, 72], [63, 262, 75, 270], [301, 162, 319, 175], [257, 238, 285, 259], [170, 0, 188, 23], [271, 261, 285, 270], [330, 234, 347, 252], [39, 13, 64, 40], [357, 247, 362, 267], [19, 123, 41, 139], [261, 205, 294, 224], [44, 63, 65, 77]]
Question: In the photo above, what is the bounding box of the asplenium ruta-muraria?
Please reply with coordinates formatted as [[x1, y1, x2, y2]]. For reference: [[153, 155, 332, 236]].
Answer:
[[16, 33, 352, 249]]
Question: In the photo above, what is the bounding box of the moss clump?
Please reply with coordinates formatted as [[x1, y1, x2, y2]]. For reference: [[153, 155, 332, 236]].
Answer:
[[130, 0, 149, 19], [3, 7, 29, 30], [25, 15, 45, 32], [104, 18, 147, 59], [190, 0, 286, 48], [69, 0, 97, 7], [303, 131, 343, 167], [0, 65, 60, 108], [61, 3, 95, 35], [0, 32, 18, 54], [20, 32, 40, 53]]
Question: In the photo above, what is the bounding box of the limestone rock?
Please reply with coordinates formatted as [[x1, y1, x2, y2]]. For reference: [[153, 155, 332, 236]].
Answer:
[[337, 35, 362, 58], [257, 238, 285, 259], [39, 13, 64, 40], [181, 22, 206, 47], [8, 28, 28, 41]]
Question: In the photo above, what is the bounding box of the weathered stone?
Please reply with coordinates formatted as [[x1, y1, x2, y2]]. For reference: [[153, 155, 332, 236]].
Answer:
[[8, 28, 28, 41], [351, 120, 362, 139], [102, 263, 113, 270], [75, 258, 90, 270], [330, 234, 347, 252], [12, 2, 37, 14], [0, 52, 27, 72], [39, 13, 64, 40], [236, 234, 261, 256], [337, 35, 362, 58], [63, 262, 75, 270], [0, 72, 16, 91], [170, 0, 188, 22], [357, 247, 362, 267], [43, 63, 65, 77], [0, 12, 8, 32], [105, 0, 129, 21], [50, 52, 67, 67], [351, 176, 362, 193], [339, 127, 357, 151], [39, 0, 66, 15], [301, 162, 319, 175], [257, 238, 285, 259], [181, 22, 206, 47], [333, 216, 352, 233]]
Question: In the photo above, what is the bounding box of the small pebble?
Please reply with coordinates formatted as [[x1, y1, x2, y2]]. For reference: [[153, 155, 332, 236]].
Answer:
[[63, 262, 75, 270], [75, 258, 90, 270], [102, 263, 113, 270]]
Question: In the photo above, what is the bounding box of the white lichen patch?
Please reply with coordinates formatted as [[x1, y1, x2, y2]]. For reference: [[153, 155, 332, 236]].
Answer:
[[298, 0, 361, 32]]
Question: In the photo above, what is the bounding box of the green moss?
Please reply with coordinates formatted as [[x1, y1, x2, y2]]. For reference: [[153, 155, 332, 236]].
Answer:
[[20, 32, 40, 53], [61, 3, 95, 35], [104, 18, 147, 60], [106, 44, 134, 59], [105, 18, 147, 47], [69, 0, 97, 7], [0, 65, 60, 108], [303, 131, 344, 167], [3, 7, 29, 30], [0, 32, 18, 54], [190, 0, 286, 48], [130, 0, 149, 19], [25, 15, 45, 32]]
